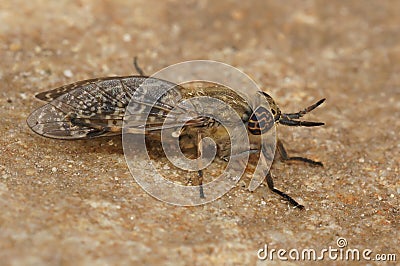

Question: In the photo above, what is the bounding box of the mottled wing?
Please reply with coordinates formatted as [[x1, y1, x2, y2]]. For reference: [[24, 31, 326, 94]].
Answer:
[[34, 77, 118, 102], [27, 76, 204, 140]]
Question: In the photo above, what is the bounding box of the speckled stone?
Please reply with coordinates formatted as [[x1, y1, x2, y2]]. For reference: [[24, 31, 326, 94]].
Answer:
[[0, 0, 398, 265]]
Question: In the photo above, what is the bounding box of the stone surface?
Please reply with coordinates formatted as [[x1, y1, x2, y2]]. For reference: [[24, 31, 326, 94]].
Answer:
[[0, 0, 398, 265]]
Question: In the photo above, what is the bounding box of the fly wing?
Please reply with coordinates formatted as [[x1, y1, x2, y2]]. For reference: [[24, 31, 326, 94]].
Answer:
[[27, 76, 206, 140], [34, 77, 120, 102]]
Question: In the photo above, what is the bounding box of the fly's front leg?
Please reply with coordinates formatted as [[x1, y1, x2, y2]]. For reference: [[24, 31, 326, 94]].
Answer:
[[277, 139, 323, 166], [221, 147, 304, 209], [266, 171, 304, 209]]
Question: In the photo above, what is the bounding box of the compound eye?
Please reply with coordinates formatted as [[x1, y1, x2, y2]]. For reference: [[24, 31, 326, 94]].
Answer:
[[247, 106, 274, 135]]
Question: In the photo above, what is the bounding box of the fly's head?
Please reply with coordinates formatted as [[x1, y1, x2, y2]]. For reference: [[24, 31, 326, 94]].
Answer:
[[247, 91, 325, 135]]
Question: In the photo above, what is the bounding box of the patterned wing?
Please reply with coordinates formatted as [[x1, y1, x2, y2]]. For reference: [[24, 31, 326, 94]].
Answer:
[[27, 76, 205, 140], [34, 77, 118, 102]]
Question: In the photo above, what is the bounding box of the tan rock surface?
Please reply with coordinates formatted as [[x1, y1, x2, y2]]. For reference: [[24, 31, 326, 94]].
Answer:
[[0, 1, 398, 265]]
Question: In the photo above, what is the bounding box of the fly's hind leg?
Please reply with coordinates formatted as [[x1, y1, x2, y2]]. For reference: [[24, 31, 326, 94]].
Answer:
[[68, 114, 113, 138], [266, 171, 304, 209], [277, 139, 323, 166], [133, 56, 145, 76], [221, 149, 259, 162]]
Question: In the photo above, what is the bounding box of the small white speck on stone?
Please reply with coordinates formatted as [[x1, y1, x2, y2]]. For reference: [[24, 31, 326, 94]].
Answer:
[[171, 23, 181, 36], [358, 158, 365, 163], [377, 195, 382, 201], [63, 69, 73, 78], [34, 46, 42, 53], [283, 76, 292, 83], [123, 33, 131, 42], [261, 200, 266, 205], [51, 167, 57, 173], [37, 69, 47, 76], [26, 169, 36, 176], [19, 93, 28, 100], [390, 194, 394, 198]]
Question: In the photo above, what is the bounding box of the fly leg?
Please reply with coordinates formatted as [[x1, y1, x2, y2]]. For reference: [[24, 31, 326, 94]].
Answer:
[[277, 139, 323, 166], [219, 147, 304, 208], [266, 171, 304, 209], [133, 56, 145, 76], [221, 149, 259, 162], [197, 131, 205, 198], [68, 114, 113, 138]]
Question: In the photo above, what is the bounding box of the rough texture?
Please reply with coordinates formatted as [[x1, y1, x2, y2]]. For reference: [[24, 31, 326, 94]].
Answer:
[[0, 0, 398, 265]]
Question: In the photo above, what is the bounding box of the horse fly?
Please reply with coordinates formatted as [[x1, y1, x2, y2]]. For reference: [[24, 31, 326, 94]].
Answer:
[[27, 72, 325, 209]]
